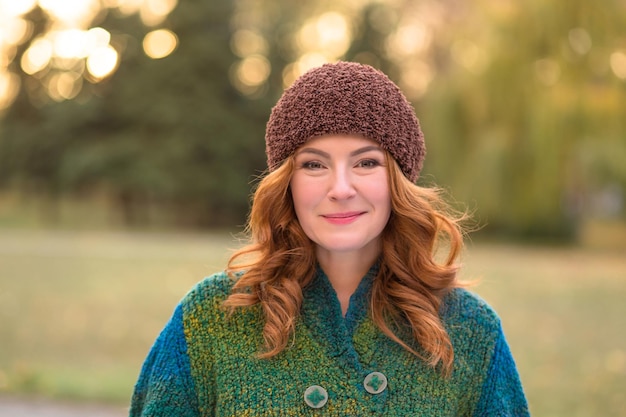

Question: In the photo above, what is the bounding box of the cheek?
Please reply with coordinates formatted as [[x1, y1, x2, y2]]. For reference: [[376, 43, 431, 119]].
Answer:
[[368, 179, 391, 211], [371, 185, 392, 227], [290, 177, 316, 216], [290, 181, 319, 241]]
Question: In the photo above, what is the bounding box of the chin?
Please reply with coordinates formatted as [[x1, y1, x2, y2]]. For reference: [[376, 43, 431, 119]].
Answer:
[[316, 239, 373, 254]]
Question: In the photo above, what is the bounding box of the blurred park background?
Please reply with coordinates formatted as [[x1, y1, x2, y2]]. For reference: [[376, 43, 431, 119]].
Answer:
[[0, 0, 625, 415]]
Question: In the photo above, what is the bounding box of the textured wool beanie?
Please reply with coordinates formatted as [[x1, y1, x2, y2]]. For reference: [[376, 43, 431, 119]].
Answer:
[[265, 61, 426, 181]]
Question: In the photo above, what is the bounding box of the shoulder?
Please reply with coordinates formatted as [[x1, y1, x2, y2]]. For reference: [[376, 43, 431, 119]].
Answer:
[[185, 271, 235, 301], [440, 288, 510, 386], [440, 288, 502, 347], [181, 271, 235, 315], [440, 287, 500, 326], [180, 270, 262, 328]]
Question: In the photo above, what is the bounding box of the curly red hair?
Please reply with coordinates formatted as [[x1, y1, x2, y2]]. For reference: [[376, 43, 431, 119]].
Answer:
[[224, 153, 468, 374]]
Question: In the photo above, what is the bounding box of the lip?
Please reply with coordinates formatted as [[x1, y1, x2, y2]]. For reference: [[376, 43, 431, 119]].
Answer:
[[321, 211, 365, 225]]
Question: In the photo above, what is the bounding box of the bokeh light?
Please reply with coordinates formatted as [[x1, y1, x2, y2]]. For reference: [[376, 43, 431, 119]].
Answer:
[[230, 54, 271, 97], [399, 59, 433, 98], [86, 45, 119, 79], [0, 0, 37, 17], [451, 39, 488, 75], [113, 0, 144, 15], [314, 12, 351, 58], [47, 71, 83, 101], [610, 51, 626, 80], [143, 29, 178, 59], [386, 23, 431, 58], [1, 17, 34, 45], [236, 55, 270, 87], [0, 47, 13, 68], [0, 70, 20, 110], [280, 54, 333, 89], [52, 29, 90, 59], [568, 28, 592, 56], [297, 12, 351, 60], [38, 0, 101, 28], [140, 0, 178, 26], [85, 27, 112, 51], [21, 38, 53, 75], [230, 30, 268, 58], [1, 0, 179, 105], [276, 11, 354, 91]]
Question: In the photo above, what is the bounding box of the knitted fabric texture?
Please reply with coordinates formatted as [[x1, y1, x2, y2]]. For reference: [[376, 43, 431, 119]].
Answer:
[[265, 62, 426, 182], [130, 268, 530, 416]]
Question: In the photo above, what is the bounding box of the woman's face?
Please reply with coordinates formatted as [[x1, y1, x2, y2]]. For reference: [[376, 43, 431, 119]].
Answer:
[[290, 135, 391, 260]]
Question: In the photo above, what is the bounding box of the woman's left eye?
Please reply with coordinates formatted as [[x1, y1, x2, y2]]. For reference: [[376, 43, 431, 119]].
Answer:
[[357, 159, 381, 168], [302, 161, 324, 169]]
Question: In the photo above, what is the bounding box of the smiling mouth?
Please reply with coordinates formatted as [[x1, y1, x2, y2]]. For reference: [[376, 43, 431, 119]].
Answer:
[[322, 212, 365, 224]]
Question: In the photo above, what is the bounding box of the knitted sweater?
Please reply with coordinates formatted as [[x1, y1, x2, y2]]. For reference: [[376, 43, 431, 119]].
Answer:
[[130, 266, 529, 416]]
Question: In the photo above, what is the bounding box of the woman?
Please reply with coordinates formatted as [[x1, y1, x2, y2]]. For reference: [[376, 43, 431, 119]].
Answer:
[[130, 62, 530, 416]]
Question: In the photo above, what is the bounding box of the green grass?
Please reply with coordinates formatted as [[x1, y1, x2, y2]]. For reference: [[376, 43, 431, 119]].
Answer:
[[460, 243, 626, 416], [0, 229, 625, 416], [0, 229, 237, 403]]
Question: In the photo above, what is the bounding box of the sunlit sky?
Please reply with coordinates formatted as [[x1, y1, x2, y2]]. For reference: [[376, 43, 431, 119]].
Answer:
[[1, 0, 626, 109], [0, 0, 178, 109]]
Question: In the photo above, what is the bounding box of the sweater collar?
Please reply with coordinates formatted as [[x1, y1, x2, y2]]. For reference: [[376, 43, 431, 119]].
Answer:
[[300, 263, 379, 359]]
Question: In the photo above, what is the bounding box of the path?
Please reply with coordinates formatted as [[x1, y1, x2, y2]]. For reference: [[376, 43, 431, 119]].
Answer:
[[0, 396, 126, 417]]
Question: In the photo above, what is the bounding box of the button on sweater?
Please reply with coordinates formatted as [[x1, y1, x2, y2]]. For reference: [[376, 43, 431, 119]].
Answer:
[[130, 266, 530, 416]]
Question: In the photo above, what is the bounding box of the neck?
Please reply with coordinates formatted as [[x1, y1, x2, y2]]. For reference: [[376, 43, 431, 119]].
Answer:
[[316, 248, 379, 316]]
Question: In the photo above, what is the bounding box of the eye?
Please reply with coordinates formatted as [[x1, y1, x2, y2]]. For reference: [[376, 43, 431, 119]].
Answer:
[[301, 160, 324, 170], [356, 159, 382, 168]]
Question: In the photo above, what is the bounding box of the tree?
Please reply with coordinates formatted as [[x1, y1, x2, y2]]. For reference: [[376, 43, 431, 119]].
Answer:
[[1, 1, 267, 227], [1, 0, 624, 237]]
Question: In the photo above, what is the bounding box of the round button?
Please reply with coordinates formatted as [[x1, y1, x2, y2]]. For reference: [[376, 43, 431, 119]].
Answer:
[[304, 385, 328, 409], [363, 371, 387, 394]]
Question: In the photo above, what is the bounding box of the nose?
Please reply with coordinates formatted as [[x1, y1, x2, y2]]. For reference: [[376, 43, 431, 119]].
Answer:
[[327, 168, 356, 201]]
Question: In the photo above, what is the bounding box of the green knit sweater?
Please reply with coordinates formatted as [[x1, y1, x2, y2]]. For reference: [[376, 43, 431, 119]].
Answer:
[[130, 266, 530, 416]]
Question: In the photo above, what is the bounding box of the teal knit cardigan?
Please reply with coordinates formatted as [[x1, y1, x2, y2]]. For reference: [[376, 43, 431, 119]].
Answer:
[[130, 266, 530, 416]]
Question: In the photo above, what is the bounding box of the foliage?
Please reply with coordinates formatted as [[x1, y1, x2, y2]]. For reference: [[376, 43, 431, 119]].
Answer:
[[1, 1, 268, 226], [0, 0, 625, 237], [417, 0, 626, 238]]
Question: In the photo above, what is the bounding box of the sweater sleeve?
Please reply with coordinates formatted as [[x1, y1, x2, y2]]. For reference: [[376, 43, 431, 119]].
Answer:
[[129, 303, 200, 417], [473, 326, 530, 416]]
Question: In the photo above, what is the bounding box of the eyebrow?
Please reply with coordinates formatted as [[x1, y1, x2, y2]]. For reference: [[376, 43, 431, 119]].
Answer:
[[296, 145, 383, 158]]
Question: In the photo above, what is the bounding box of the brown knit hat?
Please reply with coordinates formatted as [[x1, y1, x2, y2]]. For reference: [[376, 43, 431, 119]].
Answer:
[[265, 61, 426, 181]]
